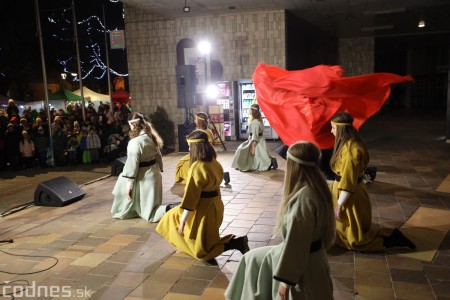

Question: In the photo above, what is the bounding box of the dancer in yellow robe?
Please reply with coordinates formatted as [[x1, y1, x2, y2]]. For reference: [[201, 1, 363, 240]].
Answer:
[[175, 112, 214, 184], [157, 130, 248, 261], [330, 112, 415, 251]]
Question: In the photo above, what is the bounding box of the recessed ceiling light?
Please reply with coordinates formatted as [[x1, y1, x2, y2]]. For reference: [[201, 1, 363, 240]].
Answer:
[[183, 0, 190, 13], [418, 19, 426, 28]]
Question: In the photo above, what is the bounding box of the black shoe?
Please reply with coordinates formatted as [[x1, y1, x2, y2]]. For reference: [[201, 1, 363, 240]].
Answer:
[[390, 228, 416, 250], [271, 157, 278, 170], [365, 166, 377, 182], [268, 157, 278, 171], [235, 236, 250, 254], [223, 172, 230, 185], [166, 202, 181, 212], [224, 236, 250, 254]]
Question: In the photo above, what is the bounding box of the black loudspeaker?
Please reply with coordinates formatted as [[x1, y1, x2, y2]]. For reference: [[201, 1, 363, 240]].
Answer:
[[34, 176, 85, 207], [178, 123, 196, 152], [111, 156, 127, 176], [176, 65, 197, 108]]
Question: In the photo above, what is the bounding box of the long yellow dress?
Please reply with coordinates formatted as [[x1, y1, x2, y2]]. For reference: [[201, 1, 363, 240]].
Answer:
[[175, 129, 214, 183], [329, 139, 384, 251], [157, 158, 233, 261]]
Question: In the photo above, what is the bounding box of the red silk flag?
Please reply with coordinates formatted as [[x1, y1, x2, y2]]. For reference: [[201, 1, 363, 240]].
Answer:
[[253, 64, 414, 149]]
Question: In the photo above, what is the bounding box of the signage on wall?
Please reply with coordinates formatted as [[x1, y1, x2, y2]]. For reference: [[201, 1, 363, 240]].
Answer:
[[217, 81, 230, 97], [110, 30, 126, 49]]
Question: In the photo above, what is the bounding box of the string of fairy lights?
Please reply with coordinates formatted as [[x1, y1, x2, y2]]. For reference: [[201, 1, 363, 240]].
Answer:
[[46, 1, 128, 82]]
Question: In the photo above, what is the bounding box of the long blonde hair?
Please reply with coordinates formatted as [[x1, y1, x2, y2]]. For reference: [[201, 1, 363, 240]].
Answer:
[[128, 112, 163, 148], [195, 112, 209, 130], [274, 141, 336, 249], [187, 130, 216, 164], [330, 111, 366, 167]]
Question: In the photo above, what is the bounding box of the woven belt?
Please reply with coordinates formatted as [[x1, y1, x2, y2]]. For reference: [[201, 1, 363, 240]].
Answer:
[[310, 240, 322, 253], [139, 159, 156, 168], [200, 190, 218, 198], [335, 174, 363, 183]]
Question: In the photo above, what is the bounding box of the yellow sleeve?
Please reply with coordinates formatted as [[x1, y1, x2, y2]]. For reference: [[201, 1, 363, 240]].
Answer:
[[181, 161, 206, 211], [338, 140, 366, 192], [206, 129, 214, 143]]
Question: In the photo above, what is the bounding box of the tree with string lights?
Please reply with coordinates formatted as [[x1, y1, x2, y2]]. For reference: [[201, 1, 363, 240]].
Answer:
[[42, 0, 128, 94]]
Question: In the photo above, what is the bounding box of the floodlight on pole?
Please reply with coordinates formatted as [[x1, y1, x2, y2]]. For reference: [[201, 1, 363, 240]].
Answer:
[[206, 84, 219, 99], [198, 41, 211, 55]]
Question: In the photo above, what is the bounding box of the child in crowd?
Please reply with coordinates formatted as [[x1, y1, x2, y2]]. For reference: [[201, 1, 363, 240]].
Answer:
[[87, 127, 101, 163], [19, 130, 35, 169], [67, 133, 79, 165], [34, 126, 49, 168], [79, 130, 90, 164]]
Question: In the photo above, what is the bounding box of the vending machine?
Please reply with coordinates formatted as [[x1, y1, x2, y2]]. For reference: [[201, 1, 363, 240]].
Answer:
[[208, 81, 236, 141], [236, 79, 278, 140]]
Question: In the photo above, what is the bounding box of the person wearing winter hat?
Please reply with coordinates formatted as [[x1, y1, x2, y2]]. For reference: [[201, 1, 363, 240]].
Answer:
[[6, 99, 19, 121]]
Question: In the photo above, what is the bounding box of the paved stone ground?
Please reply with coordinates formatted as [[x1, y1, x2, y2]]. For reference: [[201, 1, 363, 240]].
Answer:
[[0, 108, 449, 299]]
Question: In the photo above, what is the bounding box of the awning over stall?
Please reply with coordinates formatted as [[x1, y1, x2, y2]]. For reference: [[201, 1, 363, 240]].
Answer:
[[73, 87, 110, 102], [49, 89, 82, 102]]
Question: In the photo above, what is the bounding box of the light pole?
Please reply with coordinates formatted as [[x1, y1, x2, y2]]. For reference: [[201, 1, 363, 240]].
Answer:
[[34, 0, 54, 166], [72, 0, 86, 122]]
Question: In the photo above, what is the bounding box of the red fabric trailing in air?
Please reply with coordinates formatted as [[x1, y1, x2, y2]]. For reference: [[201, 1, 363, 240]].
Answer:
[[253, 63, 414, 149]]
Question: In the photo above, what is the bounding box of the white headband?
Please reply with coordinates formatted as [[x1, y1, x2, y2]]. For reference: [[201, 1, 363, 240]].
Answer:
[[128, 118, 141, 124], [287, 151, 316, 166], [250, 106, 259, 111]]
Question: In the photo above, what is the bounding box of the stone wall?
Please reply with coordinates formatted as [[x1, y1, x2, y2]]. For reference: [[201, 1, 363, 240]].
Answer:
[[339, 37, 374, 76], [123, 5, 286, 145]]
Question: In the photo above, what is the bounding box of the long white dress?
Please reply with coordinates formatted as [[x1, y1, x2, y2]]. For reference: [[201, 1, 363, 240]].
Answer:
[[224, 186, 333, 300], [231, 119, 271, 171], [111, 131, 166, 222]]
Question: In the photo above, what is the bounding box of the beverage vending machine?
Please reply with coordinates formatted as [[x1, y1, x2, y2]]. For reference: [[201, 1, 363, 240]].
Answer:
[[236, 79, 278, 140]]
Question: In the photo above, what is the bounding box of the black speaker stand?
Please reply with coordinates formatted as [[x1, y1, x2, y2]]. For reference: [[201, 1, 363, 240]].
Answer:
[[207, 114, 226, 151]]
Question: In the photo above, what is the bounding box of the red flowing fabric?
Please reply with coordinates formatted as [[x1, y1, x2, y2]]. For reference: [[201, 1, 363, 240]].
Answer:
[[253, 64, 414, 149]]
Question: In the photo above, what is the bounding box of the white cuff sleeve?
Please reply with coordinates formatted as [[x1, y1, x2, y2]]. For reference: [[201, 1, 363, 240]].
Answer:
[[180, 209, 191, 223], [280, 282, 289, 288], [126, 178, 134, 190], [337, 190, 352, 205]]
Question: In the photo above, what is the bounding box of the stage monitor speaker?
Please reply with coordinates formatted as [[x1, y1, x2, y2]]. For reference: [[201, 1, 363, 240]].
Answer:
[[111, 156, 127, 176], [176, 65, 197, 108], [34, 176, 85, 207]]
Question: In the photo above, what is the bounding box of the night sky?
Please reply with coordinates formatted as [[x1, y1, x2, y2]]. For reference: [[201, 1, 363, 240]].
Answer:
[[0, 0, 126, 99]]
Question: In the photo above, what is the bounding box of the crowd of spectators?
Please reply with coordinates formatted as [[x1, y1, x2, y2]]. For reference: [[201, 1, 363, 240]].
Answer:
[[0, 98, 131, 171]]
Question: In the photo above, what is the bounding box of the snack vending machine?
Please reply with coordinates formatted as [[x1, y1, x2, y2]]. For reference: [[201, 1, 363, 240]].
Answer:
[[208, 81, 236, 141]]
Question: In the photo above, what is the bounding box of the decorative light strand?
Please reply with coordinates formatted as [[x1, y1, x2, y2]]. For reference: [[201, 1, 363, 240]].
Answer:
[[44, 3, 128, 81]]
